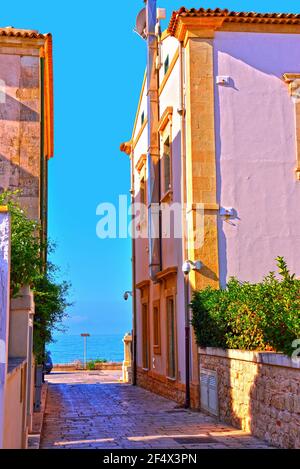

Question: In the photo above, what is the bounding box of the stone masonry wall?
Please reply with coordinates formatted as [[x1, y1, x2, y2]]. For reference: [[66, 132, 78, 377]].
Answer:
[[137, 368, 200, 409], [199, 348, 300, 449], [0, 52, 41, 220]]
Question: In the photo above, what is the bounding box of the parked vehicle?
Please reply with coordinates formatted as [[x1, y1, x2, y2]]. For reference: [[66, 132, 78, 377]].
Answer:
[[44, 351, 53, 374]]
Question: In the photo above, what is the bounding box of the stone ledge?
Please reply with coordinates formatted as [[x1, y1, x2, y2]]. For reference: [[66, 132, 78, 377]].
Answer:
[[53, 362, 122, 371], [28, 382, 48, 449], [7, 357, 27, 376], [198, 347, 300, 369], [10, 290, 34, 311]]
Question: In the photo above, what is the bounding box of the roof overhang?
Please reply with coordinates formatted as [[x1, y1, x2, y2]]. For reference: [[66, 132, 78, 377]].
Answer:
[[168, 7, 300, 40]]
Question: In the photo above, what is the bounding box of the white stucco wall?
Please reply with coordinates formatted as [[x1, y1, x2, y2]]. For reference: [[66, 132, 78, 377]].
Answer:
[[214, 32, 300, 286], [0, 211, 10, 448]]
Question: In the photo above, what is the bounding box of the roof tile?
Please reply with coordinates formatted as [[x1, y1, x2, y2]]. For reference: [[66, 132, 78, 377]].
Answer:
[[0, 27, 50, 39], [168, 7, 300, 35]]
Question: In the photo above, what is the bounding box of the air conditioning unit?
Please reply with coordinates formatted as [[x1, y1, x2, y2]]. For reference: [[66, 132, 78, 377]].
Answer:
[[200, 368, 219, 416]]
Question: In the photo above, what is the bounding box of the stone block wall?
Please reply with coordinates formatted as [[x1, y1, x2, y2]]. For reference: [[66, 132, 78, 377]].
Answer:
[[53, 362, 123, 372], [199, 348, 300, 448], [0, 49, 41, 220], [137, 368, 200, 409]]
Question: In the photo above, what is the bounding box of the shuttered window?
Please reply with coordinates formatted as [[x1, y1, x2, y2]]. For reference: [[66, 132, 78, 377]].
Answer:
[[167, 297, 176, 379], [142, 303, 149, 369], [153, 303, 161, 354]]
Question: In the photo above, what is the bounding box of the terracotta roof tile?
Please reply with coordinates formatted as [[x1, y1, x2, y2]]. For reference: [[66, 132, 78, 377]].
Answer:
[[168, 7, 300, 35], [0, 27, 50, 39]]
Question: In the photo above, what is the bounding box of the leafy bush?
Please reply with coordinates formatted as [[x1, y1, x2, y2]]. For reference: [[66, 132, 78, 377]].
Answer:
[[0, 190, 72, 363], [191, 257, 300, 356], [86, 358, 108, 370], [33, 264, 71, 362], [0, 190, 43, 296]]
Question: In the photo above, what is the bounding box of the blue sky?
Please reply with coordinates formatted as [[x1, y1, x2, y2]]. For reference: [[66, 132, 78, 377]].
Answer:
[[1, 0, 299, 335]]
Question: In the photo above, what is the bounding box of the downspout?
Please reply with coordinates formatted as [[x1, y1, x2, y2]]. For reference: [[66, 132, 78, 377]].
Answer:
[[39, 57, 47, 376], [146, 0, 161, 280], [178, 42, 190, 408], [120, 141, 137, 385], [40, 57, 47, 267], [130, 147, 137, 386]]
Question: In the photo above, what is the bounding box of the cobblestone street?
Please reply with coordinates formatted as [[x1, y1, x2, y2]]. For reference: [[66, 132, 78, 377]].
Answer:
[[40, 372, 273, 449]]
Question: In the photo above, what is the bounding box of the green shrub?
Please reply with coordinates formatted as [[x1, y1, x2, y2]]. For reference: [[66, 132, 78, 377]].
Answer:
[[0, 190, 72, 363], [191, 257, 300, 356], [87, 358, 108, 370], [94, 358, 108, 364], [87, 361, 96, 370]]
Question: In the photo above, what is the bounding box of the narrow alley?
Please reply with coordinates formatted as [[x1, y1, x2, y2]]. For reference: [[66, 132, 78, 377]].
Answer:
[[40, 372, 273, 450]]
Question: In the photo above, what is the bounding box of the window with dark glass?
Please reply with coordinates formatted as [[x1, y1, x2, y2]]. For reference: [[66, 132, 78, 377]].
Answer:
[[164, 55, 169, 75], [153, 304, 161, 354], [140, 177, 146, 205], [163, 136, 171, 194]]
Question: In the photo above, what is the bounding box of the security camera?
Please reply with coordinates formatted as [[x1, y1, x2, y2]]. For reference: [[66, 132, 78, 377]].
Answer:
[[182, 261, 191, 275]]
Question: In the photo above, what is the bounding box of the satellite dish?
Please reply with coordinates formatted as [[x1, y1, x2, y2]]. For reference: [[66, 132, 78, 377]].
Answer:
[[134, 8, 147, 40]]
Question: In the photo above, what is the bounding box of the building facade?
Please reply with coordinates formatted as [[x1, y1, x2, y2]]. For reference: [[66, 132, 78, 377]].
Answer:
[[121, 5, 300, 409], [0, 27, 53, 448], [0, 27, 53, 234]]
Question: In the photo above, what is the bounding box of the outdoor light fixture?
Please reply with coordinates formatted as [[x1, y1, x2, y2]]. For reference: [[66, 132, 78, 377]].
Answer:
[[220, 207, 234, 218], [123, 291, 133, 301], [182, 260, 203, 276]]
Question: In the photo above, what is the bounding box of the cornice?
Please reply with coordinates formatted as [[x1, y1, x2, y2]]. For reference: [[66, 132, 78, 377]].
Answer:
[[175, 17, 225, 44]]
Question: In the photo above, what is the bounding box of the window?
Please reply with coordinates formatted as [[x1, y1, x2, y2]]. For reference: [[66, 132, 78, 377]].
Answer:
[[20, 365, 26, 403], [167, 297, 176, 379], [283, 73, 300, 180], [153, 302, 161, 355], [164, 55, 169, 75], [163, 136, 171, 194], [158, 107, 173, 202], [142, 303, 149, 369], [140, 176, 146, 205], [139, 176, 147, 227], [136, 154, 147, 232]]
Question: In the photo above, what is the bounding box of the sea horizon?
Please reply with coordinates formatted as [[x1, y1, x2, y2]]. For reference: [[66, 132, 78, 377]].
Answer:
[[48, 333, 125, 364]]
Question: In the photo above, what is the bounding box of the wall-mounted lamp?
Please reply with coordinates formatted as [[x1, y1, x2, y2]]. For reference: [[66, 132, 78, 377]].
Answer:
[[216, 75, 230, 86], [182, 260, 203, 276], [220, 207, 234, 218], [123, 291, 133, 301]]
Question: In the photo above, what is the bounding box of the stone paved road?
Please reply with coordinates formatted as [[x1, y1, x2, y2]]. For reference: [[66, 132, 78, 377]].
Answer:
[[40, 371, 273, 449]]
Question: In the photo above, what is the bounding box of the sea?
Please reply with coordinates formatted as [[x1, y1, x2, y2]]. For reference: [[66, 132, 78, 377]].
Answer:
[[47, 334, 124, 365]]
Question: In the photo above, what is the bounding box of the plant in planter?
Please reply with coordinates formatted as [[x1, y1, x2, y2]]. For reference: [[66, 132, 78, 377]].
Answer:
[[0, 190, 72, 364], [191, 257, 300, 356]]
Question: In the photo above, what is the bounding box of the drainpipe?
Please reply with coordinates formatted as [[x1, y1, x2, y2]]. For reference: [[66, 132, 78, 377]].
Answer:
[[146, 0, 161, 280], [40, 57, 47, 267], [130, 147, 137, 386], [178, 42, 190, 408]]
